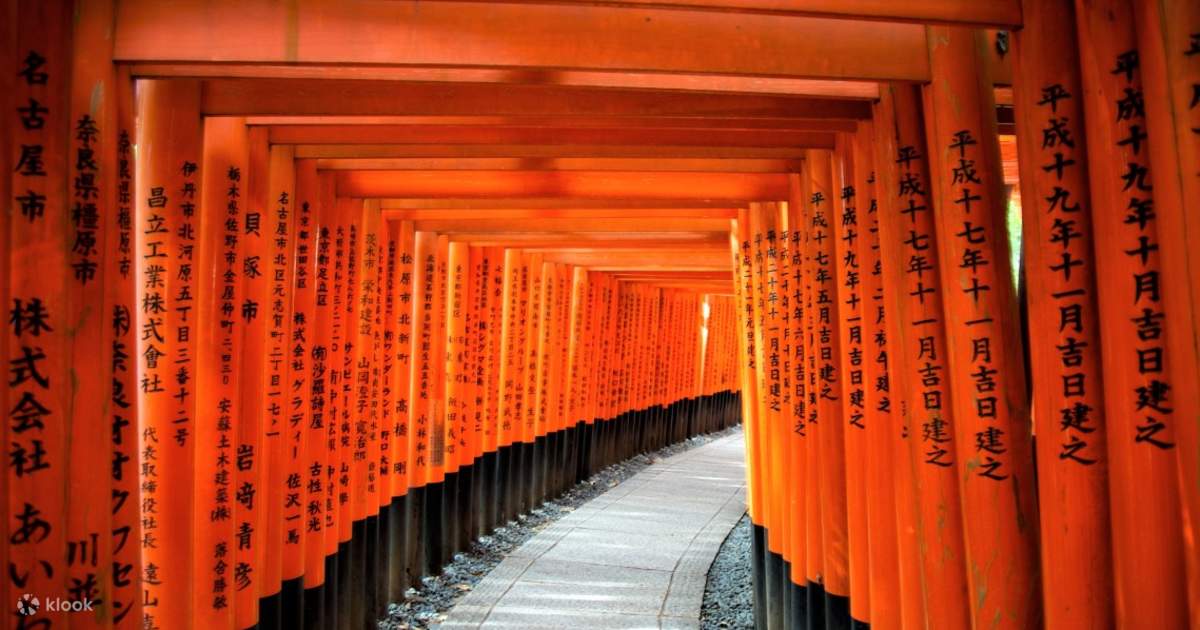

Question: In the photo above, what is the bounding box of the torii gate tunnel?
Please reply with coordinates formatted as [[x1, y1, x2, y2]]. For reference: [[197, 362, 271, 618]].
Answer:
[[1, 1, 1199, 629]]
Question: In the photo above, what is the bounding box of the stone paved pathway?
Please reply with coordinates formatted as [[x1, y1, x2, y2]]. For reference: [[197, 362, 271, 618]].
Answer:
[[437, 432, 747, 630]]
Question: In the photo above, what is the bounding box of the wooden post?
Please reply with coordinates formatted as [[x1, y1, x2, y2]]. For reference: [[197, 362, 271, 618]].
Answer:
[[235, 125, 270, 630], [852, 119, 903, 630], [831, 138, 871, 626], [924, 24, 1041, 628], [193, 116, 249, 630], [1131, 0, 1200, 619], [135, 79, 204, 630], [873, 82, 971, 630], [1012, 1, 1116, 625], [1075, 0, 1190, 625]]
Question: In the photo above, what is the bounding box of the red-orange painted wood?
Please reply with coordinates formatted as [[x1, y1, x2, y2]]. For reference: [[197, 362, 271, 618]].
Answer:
[[1013, 1, 1115, 625], [1076, 0, 1190, 625], [924, 25, 1041, 628], [1132, 0, 1200, 620], [134, 79, 203, 630]]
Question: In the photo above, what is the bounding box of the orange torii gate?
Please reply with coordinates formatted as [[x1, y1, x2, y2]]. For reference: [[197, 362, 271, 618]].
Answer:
[[3, 1, 1200, 630]]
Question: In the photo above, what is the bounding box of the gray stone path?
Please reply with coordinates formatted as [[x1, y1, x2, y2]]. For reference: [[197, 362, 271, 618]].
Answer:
[[437, 432, 747, 630]]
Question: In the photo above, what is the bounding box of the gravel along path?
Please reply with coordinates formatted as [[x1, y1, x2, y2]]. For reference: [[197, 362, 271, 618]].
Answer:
[[700, 513, 755, 630], [379, 425, 744, 630]]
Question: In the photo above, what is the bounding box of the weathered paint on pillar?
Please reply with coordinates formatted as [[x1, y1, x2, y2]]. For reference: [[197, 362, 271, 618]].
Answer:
[[1075, 0, 1190, 626], [1013, 1, 1116, 625], [873, 82, 971, 630], [924, 24, 1042, 629], [135, 79, 203, 630], [1132, 0, 1200, 620]]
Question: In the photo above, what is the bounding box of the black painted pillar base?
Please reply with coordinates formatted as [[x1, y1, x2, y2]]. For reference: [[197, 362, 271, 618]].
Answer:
[[335, 538, 352, 630], [824, 591, 851, 630], [752, 524, 767, 630], [387, 494, 410, 601], [764, 535, 784, 630], [324, 551, 338, 630], [805, 581, 826, 630], [423, 481, 444, 576], [280, 576, 304, 630], [406, 485, 426, 585], [479, 451, 496, 536], [259, 589, 281, 630], [789, 579, 809, 630]]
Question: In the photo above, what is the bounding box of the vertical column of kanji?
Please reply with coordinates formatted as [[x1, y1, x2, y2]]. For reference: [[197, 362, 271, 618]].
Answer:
[[852, 120, 901, 630], [319, 188, 347, 628], [0, 0, 11, 606], [482, 248, 504, 522], [336, 197, 359, 558], [923, 27, 1042, 628], [873, 83, 970, 629], [193, 117, 249, 630], [534, 260, 556, 486], [7, 2, 66, 627], [564, 267, 586, 475], [793, 171, 826, 611], [375, 216, 397, 602], [304, 170, 334, 609], [523, 255, 542, 454], [1012, 1, 1115, 625], [831, 137, 870, 628], [1075, 0, 1190, 625], [106, 66, 140, 630], [133, 79, 202, 630], [1132, 0, 1200, 618], [781, 189, 810, 607], [351, 199, 381, 624], [349, 199, 378, 531], [869, 96, 925, 630], [431, 236, 450, 498], [234, 127, 269, 630], [765, 202, 792, 622], [808, 153, 853, 623], [286, 159, 318, 611], [445, 242, 470, 524], [259, 146, 295, 618], [746, 204, 783, 627], [409, 233, 436, 511], [387, 219, 415, 597], [64, 1, 115, 624], [466, 246, 487, 536]]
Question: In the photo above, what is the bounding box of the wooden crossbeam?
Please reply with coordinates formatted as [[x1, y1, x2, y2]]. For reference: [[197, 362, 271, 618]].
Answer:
[[297, 144, 810, 160], [202, 80, 872, 119], [409, 217, 732, 232], [116, 0, 931, 81], [136, 65, 880, 98], [384, 208, 737, 219], [266, 124, 839, 147], [249, 115, 860, 132], [380, 198, 745, 209], [318, 157, 799, 173], [339, 170, 789, 200]]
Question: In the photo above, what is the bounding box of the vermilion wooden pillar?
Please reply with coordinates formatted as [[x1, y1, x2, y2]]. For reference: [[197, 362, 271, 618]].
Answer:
[[1132, 0, 1200, 620], [7, 2, 69, 628], [1075, 0, 1190, 626], [923, 25, 1041, 629], [831, 137, 870, 628], [194, 116, 249, 630], [851, 119, 901, 630], [135, 79, 203, 630], [305, 171, 336, 606], [108, 65, 142, 630], [289, 158, 320, 615], [1012, 1, 1115, 626], [261, 145, 296, 623], [236, 126, 270, 630], [782, 178, 811, 627], [873, 83, 970, 630], [805, 152, 852, 627], [66, 2, 118, 626]]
